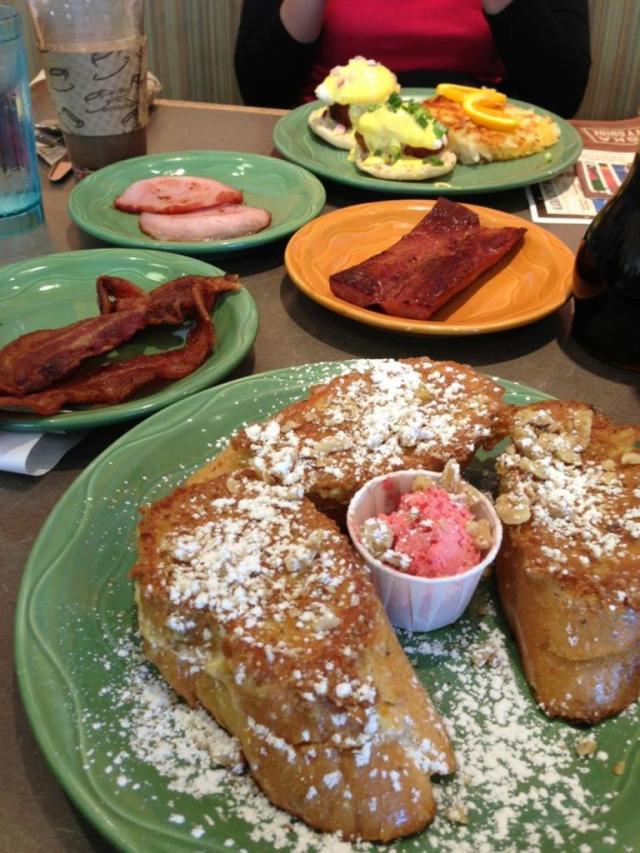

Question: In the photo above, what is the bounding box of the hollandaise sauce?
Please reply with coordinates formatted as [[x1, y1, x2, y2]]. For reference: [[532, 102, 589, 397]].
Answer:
[[353, 95, 447, 165]]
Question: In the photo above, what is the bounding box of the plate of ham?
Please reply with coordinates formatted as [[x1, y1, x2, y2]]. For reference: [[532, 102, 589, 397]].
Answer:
[[68, 151, 326, 254]]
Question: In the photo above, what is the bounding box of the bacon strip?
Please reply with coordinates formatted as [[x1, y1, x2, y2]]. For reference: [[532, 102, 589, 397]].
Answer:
[[97, 274, 240, 325], [0, 308, 148, 396], [96, 276, 148, 315], [329, 198, 526, 320], [0, 286, 214, 416]]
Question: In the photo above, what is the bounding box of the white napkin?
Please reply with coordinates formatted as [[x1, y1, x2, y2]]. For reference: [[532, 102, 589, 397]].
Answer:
[[0, 430, 87, 476]]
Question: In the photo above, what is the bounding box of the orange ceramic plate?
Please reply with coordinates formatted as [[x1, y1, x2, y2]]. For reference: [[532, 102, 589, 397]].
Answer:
[[285, 200, 574, 335]]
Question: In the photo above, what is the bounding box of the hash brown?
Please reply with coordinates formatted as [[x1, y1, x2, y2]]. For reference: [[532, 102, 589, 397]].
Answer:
[[423, 95, 561, 164]]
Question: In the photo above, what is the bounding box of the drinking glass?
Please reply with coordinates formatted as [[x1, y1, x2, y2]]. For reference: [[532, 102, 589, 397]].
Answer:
[[0, 4, 44, 238], [27, 0, 148, 178]]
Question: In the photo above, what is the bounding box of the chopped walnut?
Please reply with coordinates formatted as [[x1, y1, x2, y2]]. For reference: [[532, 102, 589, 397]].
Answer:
[[574, 733, 597, 758], [466, 518, 493, 549], [361, 517, 394, 557], [439, 459, 463, 493], [515, 408, 553, 429], [471, 642, 501, 668], [415, 384, 434, 403], [545, 498, 571, 519], [226, 474, 242, 496], [495, 493, 531, 525], [539, 432, 581, 465], [285, 547, 315, 573], [444, 801, 469, 825], [553, 445, 582, 466], [569, 408, 593, 450], [621, 451, 640, 465], [307, 529, 328, 551], [517, 456, 551, 480], [285, 529, 329, 572], [314, 434, 354, 457], [313, 611, 340, 632], [383, 549, 412, 570], [412, 475, 436, 493]]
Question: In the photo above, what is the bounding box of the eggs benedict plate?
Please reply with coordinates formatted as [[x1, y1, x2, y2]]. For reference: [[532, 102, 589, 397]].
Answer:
[[274, 88, 582, 196], [308, 56, 399, 150], [350, 93, 457, 181]]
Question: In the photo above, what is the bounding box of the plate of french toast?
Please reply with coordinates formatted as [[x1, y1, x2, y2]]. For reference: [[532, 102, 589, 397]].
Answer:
[[15, 358, 639, 852]]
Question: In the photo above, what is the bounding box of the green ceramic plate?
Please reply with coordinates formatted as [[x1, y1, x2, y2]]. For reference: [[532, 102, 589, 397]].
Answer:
[[15, 362, 639, 852], [0, 248, 258, 431], [273, 89, 582, 195], [68, 150, 326, 253]]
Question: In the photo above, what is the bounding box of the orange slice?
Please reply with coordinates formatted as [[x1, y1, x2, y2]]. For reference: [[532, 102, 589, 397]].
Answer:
[[462, 91, 519, 131], [435, 83, 483, 103], [435, 83, 506, 104]]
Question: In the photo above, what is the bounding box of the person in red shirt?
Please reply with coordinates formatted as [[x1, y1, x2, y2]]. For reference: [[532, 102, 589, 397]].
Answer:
[[235, 0, 590, 117]]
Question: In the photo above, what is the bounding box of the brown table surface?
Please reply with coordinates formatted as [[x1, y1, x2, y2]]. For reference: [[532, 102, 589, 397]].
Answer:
[[2, 87, 639, 852]]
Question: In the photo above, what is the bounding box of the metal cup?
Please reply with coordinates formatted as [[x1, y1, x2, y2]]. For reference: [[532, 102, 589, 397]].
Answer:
[[0, 4, 44, 238], [26, 0, 148, 179]]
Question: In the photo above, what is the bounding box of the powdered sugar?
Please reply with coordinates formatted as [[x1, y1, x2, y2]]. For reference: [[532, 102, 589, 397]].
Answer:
[[75, 585, 637, 852], [234, 359, 504, 497], [39, 364, 637, 851], [496, 403, 640, 608]]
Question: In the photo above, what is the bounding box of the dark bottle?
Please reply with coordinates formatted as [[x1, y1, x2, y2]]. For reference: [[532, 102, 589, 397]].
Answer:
[[571, 150, 640, 371]]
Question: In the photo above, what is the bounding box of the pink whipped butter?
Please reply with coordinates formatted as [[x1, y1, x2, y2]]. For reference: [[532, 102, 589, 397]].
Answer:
[[370, 486, 481, 579]]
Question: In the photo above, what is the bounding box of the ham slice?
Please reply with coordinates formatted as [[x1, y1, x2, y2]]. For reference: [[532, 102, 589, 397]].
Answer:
[[329, 198, 526, 320], [139, 204, 272, 242], [114, 176, 243, 214]]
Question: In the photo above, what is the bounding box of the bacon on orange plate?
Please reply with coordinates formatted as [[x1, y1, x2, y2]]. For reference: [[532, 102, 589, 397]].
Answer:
[[329, 198, 526, 321]]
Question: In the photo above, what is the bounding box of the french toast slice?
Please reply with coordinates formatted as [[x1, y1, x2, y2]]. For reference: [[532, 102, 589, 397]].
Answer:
[[189, 357, 506, 519], [494, 401, 640, 723], [132, 473, 455, 841]]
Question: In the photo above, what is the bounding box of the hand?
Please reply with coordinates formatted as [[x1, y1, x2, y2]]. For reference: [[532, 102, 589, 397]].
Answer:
[[482, 0, 514, 14], [280, 0, 327, 43]]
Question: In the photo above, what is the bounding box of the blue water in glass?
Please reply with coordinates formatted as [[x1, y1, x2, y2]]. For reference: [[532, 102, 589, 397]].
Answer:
[[0, 6, 43, 235]]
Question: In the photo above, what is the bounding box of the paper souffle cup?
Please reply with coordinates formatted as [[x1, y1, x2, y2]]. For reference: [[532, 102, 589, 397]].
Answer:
[[347, 469, 503, 632]]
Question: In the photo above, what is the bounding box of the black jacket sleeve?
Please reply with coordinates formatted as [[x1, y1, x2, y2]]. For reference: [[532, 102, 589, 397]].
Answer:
[[234, 0, 318, 108], [486, 0, 591, 117]]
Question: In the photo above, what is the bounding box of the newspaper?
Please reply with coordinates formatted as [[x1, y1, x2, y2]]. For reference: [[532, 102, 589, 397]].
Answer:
[[526, 116, 639, 224]]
